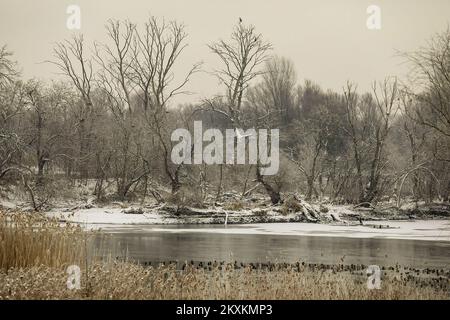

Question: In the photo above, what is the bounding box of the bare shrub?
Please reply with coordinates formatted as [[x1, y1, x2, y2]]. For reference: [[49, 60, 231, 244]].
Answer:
[[223, 201, 245, 211], [281, 196, 303, 215], [166, 186, 206, 209]]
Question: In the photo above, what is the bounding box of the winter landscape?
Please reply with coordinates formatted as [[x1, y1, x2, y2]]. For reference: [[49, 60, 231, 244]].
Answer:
[[0, 0, 449, 300]]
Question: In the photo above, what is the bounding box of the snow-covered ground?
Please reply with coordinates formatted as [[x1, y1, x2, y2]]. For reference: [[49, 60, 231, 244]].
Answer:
[[46, 207, 171, 225]]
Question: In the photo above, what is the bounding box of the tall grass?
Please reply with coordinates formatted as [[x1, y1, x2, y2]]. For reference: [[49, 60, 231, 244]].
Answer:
[[0, 211, 88, 270], [0, 263, 448, 300]]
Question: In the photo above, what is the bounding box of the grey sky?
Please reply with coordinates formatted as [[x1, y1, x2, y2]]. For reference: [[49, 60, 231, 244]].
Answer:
[[1, 0, 449, 106]]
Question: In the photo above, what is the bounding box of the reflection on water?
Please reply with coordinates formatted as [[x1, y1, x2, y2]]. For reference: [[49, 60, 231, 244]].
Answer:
[[93, 225, 450, 268]]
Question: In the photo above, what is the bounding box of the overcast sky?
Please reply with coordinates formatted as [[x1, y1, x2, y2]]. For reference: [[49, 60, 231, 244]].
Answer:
[[1, 0, 449, 106]]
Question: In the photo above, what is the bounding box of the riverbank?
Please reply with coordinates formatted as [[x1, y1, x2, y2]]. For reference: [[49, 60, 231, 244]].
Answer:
[[2, 186, 449, 226], [31, 199, 448, 225], [1, 211, 448, 300]]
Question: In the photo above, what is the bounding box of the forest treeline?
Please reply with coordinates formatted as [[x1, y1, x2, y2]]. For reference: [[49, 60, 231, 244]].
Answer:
[[0, 17, 449, 210]]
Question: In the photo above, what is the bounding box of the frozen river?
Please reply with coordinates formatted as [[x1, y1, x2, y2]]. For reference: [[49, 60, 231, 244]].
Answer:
[[93, 220, 450, 268]]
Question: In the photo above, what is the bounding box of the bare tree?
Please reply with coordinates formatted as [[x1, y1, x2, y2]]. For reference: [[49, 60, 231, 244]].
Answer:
[[365, 78, 399, 202], [397, 90, 429, 200], [343, 82, 365, 202], [95, 20, 136, 114], [0, 49, 25, 181], [130, 17, 201, 111], [25, 81, 70, 184], [287, 118, 329, 200], [403, 28, 450, 141], [206, 22, 282, 203], [208, 23, 272, 125], [343, 78, 399, 203], [93, 20, 145, 199], [131, 16, 200, 194], [0, 45, 19, 89], [52, 35, 97, 181], [53, 35, 94, 108]]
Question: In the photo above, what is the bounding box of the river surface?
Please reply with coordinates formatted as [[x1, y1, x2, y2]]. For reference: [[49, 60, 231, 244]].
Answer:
[[92, 220, 450, 268]]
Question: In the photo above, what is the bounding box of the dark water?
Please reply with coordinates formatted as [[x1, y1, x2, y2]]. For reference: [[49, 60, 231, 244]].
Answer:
[[92, 225, 450, 268]]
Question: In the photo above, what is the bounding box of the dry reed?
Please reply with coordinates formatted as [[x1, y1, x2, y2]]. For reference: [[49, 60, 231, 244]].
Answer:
[[0, 211, 88, 270], [0, 263, 448, 300]]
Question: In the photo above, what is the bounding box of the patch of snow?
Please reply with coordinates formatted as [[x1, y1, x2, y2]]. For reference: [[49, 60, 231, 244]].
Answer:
[[0, 200, 18, 209], [46, 208, 166, 225]]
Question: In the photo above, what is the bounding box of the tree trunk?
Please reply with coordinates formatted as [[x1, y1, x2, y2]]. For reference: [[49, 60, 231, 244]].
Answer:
[[256, 164, 281, 204], [306, 177, 314, 201]]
